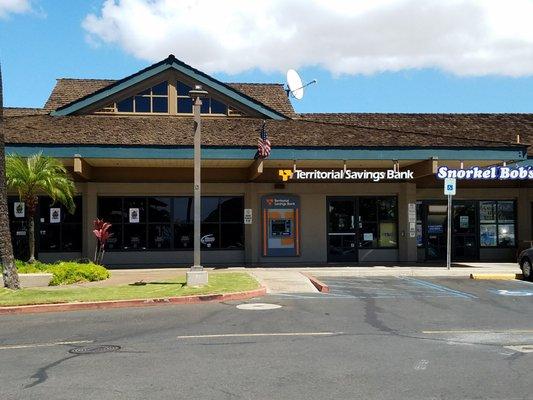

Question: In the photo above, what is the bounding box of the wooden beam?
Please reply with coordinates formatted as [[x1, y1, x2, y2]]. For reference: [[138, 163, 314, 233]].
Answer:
[[73, 156, 92, 180], [405, 159, 438, 179], [248, 159, 264, 181]]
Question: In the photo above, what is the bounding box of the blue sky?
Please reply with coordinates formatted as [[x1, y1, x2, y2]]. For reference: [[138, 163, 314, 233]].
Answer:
[[2, 0, 533, 113]]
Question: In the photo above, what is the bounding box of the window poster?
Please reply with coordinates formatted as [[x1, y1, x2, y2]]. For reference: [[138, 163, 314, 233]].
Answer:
[[379, 222, 397, 247], [416, 224, 423, 247], [480, 224, 497, 247], [50, 208, 61, 223], [479, 202, 496, 223], [460, 215, 469, 228], [14, 202, 25, 218], [363, 233, 374, 241], [129, 208, 140, 223]]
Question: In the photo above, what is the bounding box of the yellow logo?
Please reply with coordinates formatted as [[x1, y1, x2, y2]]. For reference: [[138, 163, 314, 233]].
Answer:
[[279, 170, 293, 182]]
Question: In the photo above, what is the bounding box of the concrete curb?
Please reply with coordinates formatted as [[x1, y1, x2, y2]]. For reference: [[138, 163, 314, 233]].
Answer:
[[470, 273, 523, 280], [0, 286, 266, 316], [303, 273, 330, 293]]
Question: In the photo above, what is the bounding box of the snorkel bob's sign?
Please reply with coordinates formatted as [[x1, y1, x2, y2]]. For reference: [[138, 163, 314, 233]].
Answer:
[[279, 169, 413, 182], [436, 166, 533, 180]]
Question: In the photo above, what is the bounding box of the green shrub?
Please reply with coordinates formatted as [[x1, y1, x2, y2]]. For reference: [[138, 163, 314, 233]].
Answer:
[[13, 260, 110, 286]]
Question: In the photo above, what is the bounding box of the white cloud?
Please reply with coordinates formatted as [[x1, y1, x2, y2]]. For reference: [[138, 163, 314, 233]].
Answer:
[[0, 0, 31, 18], [83, 0, 533, 77]]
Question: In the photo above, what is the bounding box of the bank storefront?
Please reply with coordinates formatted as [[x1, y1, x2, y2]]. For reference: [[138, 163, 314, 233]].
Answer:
[[4, 55, 533, 266]]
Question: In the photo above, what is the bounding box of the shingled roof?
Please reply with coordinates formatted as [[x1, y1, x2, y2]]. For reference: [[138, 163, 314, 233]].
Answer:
[[301, 113, 533, 149], [3, 114, 528, 151], [44, 78, 295, 117]]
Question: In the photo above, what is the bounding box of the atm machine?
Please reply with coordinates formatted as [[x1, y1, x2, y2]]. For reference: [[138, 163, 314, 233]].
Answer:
[[261, 195, 300, 257]]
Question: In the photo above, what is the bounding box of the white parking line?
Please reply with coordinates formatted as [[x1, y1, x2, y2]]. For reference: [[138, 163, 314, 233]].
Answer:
[[0, 340, 93, 351], [177, 332, 343, 339]]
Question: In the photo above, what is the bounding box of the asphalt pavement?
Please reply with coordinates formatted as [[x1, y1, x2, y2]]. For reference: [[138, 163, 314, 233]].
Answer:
[[1, 277, 532, 400]]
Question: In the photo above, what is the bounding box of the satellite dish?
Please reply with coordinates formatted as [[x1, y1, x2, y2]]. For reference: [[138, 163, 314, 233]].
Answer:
[[286, 69, 317, 100]]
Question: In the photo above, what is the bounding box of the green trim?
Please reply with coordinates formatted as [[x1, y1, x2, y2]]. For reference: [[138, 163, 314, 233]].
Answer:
[[6, 145, 526, 161], [51, 57, 287, 120]]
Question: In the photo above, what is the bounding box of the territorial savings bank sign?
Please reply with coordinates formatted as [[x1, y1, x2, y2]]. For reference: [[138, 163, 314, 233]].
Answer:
[[279, 169, 413, 182], [436, 166, 533, 180]]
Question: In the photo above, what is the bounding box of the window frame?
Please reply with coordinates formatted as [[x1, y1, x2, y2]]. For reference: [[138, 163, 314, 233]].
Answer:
[[357, 196, 399, 250], [97, 195, 245, 252], [479, 200, 517, 248]]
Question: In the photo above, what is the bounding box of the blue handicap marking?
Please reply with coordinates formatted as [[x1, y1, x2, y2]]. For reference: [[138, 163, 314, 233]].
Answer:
[[494, 289, 533, 297], [446, 184, 453, 191]]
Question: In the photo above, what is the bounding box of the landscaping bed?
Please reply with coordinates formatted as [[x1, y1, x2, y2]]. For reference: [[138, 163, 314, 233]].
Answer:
[[13, 260, 110, 286], [0, 272, 259, 307]]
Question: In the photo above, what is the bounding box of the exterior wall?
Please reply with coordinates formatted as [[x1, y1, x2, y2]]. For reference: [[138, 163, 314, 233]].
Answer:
[[39, 252, 83, 263], [9, 179, 533, 266]]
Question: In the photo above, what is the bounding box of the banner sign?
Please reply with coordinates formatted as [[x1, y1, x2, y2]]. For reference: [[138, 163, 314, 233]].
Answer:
[[279, 169, 413, 182], [14, 202, 25, 218], [437, 166, 533, 180], [50, 208, 61, 223]]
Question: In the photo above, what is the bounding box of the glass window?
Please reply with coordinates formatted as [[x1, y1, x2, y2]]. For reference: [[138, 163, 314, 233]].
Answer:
[[135, 96, 150, 112], [497, 201, 515, 223], [62, 224, 82, 251], [117, 97, 133, 112], [39, 224, 60, 252], [177, 97, 193, 113], [498, 224, 515, 246], [177, 81, 192, 96], [220, 197, 243, 222], [201, 224, 219, 249], [202, 197, 219, 222], [379, 222, 397, 247], [173, 197, 193, 224], [480, 200, 515, 247], [148, 224, 171, 249], [359, 223, 378, 248], [174, 224, 193, 249], [221, 224, 244, 249], [378, 197, 397, 221], [479, 201, 496, 223], [359, 198, 377, 221], [152, 81, 168, 95], [358, 197, 398, 249], [124, 198, 146, 223], [99, 197, 123, 223], [152, 97, 168, 113], [200, 97, 210, 114], [211, 99, 228, 114], [98, 196, 244, 251], [123, 224, 146, 250], [148, 197, 171, 223]]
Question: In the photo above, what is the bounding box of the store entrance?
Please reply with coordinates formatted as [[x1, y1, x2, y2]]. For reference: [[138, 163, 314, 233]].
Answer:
[[327, 197, 358, 262], [422, 201, 479, 262], [426, 204, 447, 261]]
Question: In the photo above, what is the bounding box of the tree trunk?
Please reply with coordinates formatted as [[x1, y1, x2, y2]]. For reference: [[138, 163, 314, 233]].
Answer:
[[0, 63, 20, 289], [27, 214, 36, 263]]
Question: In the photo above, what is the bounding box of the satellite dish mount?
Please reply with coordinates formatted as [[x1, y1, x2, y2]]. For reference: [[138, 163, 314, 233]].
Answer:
[[286, 69, 317, 100]]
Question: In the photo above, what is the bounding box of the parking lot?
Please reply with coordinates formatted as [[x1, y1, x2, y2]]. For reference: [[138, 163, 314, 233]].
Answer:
[[1, 276, 532, 399]]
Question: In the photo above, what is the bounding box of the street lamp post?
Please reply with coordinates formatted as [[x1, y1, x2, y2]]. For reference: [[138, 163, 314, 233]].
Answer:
[[186, 85, 208, 286]]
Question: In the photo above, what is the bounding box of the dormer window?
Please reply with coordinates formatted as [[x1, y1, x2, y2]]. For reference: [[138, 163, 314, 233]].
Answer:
[[176, 81, 229, 115], [102, 81, 169, 114], [96, 79, 244, 116]]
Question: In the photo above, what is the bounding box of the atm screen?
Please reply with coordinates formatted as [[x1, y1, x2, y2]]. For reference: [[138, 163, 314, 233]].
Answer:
[[271, 219, 292, 237]]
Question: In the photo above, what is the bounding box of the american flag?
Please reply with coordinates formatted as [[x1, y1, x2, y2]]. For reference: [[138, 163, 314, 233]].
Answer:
[[257, 122, 271, 158]]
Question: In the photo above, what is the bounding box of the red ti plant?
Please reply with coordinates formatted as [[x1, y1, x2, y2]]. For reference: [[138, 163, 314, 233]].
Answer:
[[93, 219, 113, 265]]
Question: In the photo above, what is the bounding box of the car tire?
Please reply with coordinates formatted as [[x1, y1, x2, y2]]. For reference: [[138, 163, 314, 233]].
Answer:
[[522, 258, 533, 281]]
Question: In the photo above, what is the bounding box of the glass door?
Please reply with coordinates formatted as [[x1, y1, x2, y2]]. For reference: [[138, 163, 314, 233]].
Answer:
[[327, 198, 358, 262], [426, 204, 447, 261], [452, 201, 478, 260]]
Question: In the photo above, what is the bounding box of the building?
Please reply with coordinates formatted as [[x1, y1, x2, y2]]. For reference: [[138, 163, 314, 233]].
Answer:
[[3, 55, 533, 266]]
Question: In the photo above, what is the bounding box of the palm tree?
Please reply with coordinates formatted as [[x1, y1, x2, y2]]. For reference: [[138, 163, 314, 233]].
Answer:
[[0, 63, 20, 289], [6, 153, 76, 263]]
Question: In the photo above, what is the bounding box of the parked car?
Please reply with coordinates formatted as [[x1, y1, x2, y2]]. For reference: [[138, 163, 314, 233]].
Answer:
[[517, 248, 533, 281]]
